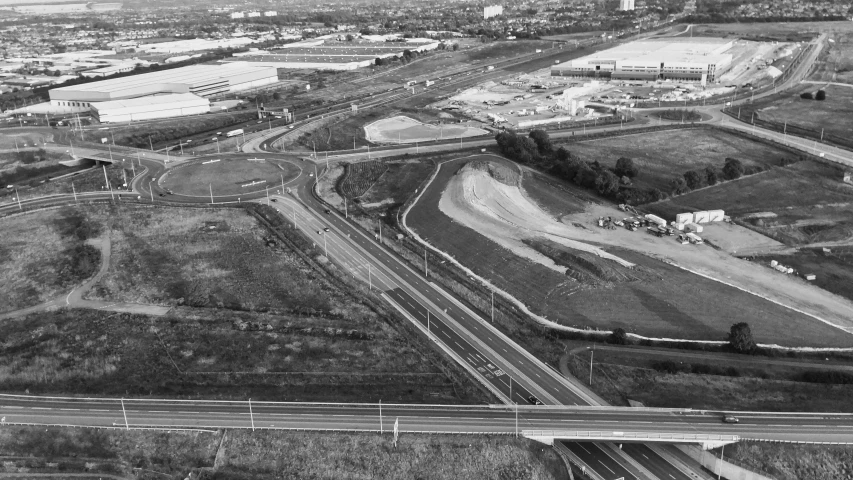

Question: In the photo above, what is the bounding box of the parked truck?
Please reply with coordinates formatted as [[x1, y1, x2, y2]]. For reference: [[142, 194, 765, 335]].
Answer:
[[226, 129, 244, 138]]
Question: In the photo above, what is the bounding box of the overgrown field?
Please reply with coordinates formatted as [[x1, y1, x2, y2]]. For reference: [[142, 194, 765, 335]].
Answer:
[[688, 22, 838, 42], [0, 208, 100, 313], [107, 110, 257, 150], [810, 29, 853, 83], [647, 160, 853, 247], [0, 428, 567, 480], [723, 442, 853, 480], [406, 156, 849, 346], [357, 157, 435, 210], [85, 205, 333, 312], [564, 353, 853, 412], [338, 160, 388, 198], [0, 307, 470, 402], [562, 128, 795, 192]]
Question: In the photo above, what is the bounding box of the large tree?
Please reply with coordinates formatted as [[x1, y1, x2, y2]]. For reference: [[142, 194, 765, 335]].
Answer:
[[728, 322, 756, 353], [595, 170, 620, 197], [722, 157, 745, 180], [614, 157, 638, 178], [683, 170, 706, 190], [528, 129, 552, 155]]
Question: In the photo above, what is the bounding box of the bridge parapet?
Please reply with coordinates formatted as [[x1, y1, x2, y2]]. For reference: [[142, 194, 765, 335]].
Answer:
[[523, 430, 738, 448]]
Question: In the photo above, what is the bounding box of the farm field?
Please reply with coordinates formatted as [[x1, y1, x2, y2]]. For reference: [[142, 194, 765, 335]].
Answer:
[[564, 353, 853, 413], [647, 160, 853, 247], [751, 84, 853, 146], [0, 427, 567, 480], [159, 157, 302, 197], [561, 128, 796, 191], [0, 208, 100, 313], [407, 154, 853, 346]]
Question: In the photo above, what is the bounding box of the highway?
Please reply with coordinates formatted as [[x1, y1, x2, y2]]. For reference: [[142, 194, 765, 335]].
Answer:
[[1, 395, 852, 444]]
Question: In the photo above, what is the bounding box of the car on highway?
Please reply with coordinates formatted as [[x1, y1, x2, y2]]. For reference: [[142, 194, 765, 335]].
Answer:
[[527, 396, 543, 406], [270, 198, 277, 202], [323, 227, 330, 232], [324, 209, 331, 214], [317, 230, 322, 235], [722, 415, 739, 424]]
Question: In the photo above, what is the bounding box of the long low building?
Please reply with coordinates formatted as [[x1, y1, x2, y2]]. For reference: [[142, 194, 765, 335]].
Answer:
[[551, 38, 734, 84], [48, 63, 278, 114], [90, 93, 210, 123]]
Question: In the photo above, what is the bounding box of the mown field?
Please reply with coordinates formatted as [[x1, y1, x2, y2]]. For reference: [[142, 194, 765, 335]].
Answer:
[[0, 428, 567, 480], [647, 160, 853, 246], [561, 128, 795, 191], [752, 84, 853, 144], [406, 156, 849, 346], [749, 248, 853, 302], [0, 208, 100, 314]]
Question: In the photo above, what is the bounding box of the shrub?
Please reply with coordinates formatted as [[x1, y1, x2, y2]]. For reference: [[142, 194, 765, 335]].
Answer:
[[704, 166, 719, 186], [669, 177, 690, 195], [683, 170, 706, 190], [815, 89, 826, 101], [800, 91, 814, 99], [609, 328, 629, 345]]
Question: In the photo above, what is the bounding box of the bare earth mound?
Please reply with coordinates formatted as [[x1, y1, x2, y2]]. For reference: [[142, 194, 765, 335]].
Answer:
[[433, 156, 853, 345], [364, 115, 488, 144]]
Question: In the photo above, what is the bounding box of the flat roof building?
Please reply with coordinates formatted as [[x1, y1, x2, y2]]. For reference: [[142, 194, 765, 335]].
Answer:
[[552, 38, 734, 84], [90, 93, 210, 123]]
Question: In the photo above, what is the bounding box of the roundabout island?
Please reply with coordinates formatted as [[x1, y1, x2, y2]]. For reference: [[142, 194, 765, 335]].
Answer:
[[158, 155, 304, 199]]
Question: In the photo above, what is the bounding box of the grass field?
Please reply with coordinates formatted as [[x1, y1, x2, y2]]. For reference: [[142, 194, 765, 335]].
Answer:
[[160, 158, 302, 197], [85, 206, 335, 311], [0, 208, 100, 313], [748, 248, 853, 302], [565, 353, 853, 412], [407, 156, 850, 346], [723, 442, 853, 480], [647, 160, 853, 246], [359, 158, 436, 209], [752, 84, 853, 144], [106, 110, 257, 150], [339, 160, 388, 199], [0, 428, 568, 480], [562, 128, 795, 191]]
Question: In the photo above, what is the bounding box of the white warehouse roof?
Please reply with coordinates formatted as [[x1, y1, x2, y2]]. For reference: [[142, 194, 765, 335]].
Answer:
[[560, 38, 734, 68], [49, 63, 278, 102], [91, 93, 210, 123]]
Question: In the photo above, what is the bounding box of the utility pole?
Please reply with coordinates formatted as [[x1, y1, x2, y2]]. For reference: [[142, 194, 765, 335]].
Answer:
[[149, 136, 153, 151], [72, 182, 78, 205], [249, 398, 255, 432], [718, 444, 724, 480], [379, 400, 383, 433], [121, 398, 129, 430], [424, 248, 428, 277], [515, 402, 518, 438], [589, 345, 594, 385], [427, 310, 430, 333], [491, 291, 494, 322], [14, 188, 21, 210], [323, 233, 327, 258], [102, 165, 114, 201], [368, 263, 372, 291], [344, 197, 348, 218], [148, 181, 153, 202], [210, 184, 214, 205]]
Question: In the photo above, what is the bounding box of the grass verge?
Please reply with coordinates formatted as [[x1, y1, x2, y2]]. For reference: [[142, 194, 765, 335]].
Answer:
[[721, 442, 853, 480]]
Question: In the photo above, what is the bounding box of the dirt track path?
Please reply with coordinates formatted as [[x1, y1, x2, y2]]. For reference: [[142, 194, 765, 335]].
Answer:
[[0, 234, 171, 320]]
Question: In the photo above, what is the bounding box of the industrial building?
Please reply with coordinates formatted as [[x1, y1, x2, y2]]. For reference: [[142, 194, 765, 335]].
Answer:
[[619, 0, 635, 10], [483, 5, 503, 19], [90, 93, 210, 123], [551, 38, 734, 84], [48, 63, 277, 114]]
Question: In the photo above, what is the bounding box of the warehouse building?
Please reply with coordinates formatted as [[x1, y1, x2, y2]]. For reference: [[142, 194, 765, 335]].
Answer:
[[47, 63, 277, 117], [91, 93, 210, 123], [551, 38, 734, 84]]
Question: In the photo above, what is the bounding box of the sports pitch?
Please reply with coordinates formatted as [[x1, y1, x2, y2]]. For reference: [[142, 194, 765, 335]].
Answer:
[[160, 156, 303, 197], [364, 116, 489, 144]]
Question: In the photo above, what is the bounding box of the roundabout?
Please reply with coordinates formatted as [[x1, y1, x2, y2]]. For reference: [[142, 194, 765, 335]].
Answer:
[[158, 155, 304, 198]]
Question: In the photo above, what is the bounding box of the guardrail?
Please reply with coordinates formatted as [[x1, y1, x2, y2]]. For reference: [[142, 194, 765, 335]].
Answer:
[[523, 430, 739, 443]]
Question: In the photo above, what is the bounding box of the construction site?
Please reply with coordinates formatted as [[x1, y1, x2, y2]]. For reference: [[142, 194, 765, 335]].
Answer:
[[432, 37, 804, 128]]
